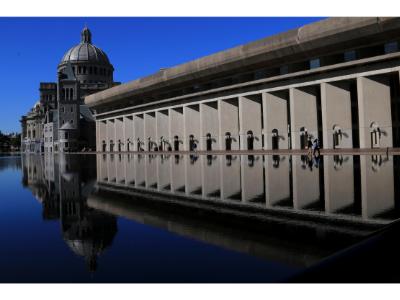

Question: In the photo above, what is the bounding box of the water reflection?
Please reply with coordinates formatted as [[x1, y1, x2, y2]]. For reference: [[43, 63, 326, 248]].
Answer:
[[21, 154, 117, 272], [18, 152, 400, 275], [97, 153, 399, 222]]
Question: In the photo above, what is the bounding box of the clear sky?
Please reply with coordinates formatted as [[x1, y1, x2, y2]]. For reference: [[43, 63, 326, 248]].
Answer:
[[0, 17, 324, 133]]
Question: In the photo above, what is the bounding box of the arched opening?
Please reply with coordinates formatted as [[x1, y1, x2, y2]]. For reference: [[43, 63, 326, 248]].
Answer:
[[370, 122, 381, 149], [225, 132, 232, 151], [333, 125, 343, 149], [189, 134, 195, 151], [174, 135, 180, 151], [206, 133, 212, 151], [102, 140, 106, 152], [109, 140, 114, 152], [300, 127, 308, 150], [247, 130, 254, 150], [272, 129, 279, 150]]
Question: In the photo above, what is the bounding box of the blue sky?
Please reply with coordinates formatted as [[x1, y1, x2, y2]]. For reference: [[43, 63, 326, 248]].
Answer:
[[0, 17, 324, 133]]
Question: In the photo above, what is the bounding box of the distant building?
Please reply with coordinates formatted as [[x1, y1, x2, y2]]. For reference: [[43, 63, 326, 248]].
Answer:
[[86, 17, 400, 151], [20, 27, 119, 153]]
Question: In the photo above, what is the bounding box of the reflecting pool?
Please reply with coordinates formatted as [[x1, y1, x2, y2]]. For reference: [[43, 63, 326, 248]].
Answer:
[[0, 153, 399, 282]]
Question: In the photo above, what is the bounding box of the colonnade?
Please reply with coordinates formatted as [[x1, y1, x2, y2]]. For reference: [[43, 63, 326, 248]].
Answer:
[[96, 70, 399, 152]]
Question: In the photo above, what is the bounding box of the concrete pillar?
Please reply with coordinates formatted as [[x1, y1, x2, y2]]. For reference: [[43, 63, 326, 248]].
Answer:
[[200, 102, 219, 151], [106, 119, 116, 152], [107, 154, 116, 182], [157, 155, 171, 191], [201, 154, 220, 198], [241, 155, 264, 202], [145, 155, 157, 188], [360, 155, 394, 219], [134, 114, 144, 151], [321, 81, 353, 149], [220, 155, 241, 200], [265, 155, 290, 206], [185, 155, 202, 195], [144, 112, 156, 151], [239, 95, 263, 150], [115, 117, 124, 152], [184, 105, 201, 151], [98, 120, 107, 152], [290, 87, 318, 149], [292, 155, 320, 209], [123, 116, 134, 152], [156, 110, 169, 151], [169, 107, 184, 151], [323, 155, 354, 213], [219, 98, 240, 150], [263, 91, 289, 150], [357, 75, 393, 148]]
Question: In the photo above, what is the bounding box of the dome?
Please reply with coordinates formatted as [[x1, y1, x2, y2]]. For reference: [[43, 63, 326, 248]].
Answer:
[[59, 27, 111, 66]]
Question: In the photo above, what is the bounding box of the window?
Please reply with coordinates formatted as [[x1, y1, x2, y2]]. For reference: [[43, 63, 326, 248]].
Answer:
[[385, 41, 398, 54], [65, 132, 69, 139], [344, 50, 357, 62], [310, 58, 320, 69], [70, 107, 74, 112], [83, 66, 87, 74]]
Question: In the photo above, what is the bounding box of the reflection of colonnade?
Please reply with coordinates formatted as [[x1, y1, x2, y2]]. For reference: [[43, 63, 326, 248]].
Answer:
[[97, 153, 398, 223]]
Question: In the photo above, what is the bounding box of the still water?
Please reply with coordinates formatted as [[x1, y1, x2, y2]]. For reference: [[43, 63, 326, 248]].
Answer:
[[0, 153, 399, 282]]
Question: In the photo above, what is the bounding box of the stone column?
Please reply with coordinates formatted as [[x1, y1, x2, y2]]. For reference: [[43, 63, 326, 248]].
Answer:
[[157, 155, 171, 191], [184, 105, 201, 151], [357, 75, 393, 148], [185, 155, 202, 195], [219, 98, 240, 150], [98, 120, 107, 152], [239, 95, 263, 150], [106, 119, 116, 152], [263, 91, 289, 150], [170, 153, 185, 192], [289, 87, 318, 149], [200, 101, 219, 151], [115, 117, 124, 152], [124, 154, 135, 185], [145, 155, 157, 188], [134, 154, 145, 187], [201, 154, 220, 198]]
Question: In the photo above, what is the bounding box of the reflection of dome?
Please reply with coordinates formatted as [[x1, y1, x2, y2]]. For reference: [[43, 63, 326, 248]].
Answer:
[[62, 209, 117, 272], [60, 27, 111, 66]]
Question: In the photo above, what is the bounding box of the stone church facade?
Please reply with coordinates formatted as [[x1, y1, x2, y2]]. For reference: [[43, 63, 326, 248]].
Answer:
[[20, 27, 119, 153]]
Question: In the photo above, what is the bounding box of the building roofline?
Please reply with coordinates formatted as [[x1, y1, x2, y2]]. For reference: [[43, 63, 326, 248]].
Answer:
[[85, 17, 400, 108]]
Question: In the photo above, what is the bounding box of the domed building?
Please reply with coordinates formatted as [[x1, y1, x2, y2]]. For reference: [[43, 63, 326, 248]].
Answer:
[[20, 26, 120, 153]]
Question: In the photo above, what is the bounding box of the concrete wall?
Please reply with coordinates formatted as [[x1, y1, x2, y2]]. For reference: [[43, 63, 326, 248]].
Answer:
[[144, 112, 156, 151], [134, 114, 144, 151], [263, 91, 289, 150], [357, 75, 393, 148], [321, 81, 353, 149], [184, 105, 201, 151], [169, 108, 184, 151], [106, 120, 115, 152], [123, 116, 134, 152], [239, 95, 263, 150], [290, 87, 319, 149], [156, 110, 170, 150], [219, 98, 240, 150], [115, 118, 124, 152], [200, 102, 219, 151]]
